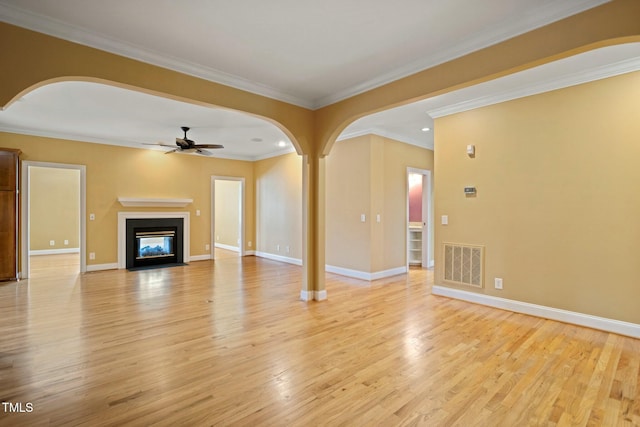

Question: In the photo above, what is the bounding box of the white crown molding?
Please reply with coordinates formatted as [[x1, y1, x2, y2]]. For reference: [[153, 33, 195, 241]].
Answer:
[[0, 3, 313, 109], [0, 1, 609, 110], [432, 285, 640, 339], [337, 128, 433, 150], [427, 56, 640, 118], [312, 0, 610, 108], [0, 125, 292, 162]]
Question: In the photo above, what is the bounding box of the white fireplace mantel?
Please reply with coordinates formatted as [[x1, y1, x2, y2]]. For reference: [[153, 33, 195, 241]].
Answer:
[[117, 197, 193, 208]]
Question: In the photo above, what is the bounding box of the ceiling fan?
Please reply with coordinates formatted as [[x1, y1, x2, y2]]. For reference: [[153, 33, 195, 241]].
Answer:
[[147, 126, 224, 155]]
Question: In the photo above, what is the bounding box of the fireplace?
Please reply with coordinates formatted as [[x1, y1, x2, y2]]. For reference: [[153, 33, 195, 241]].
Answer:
[[125, 217, 184, 269]]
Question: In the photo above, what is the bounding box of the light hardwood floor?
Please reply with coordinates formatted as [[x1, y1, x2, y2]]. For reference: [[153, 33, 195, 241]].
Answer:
[[0, 255, 638, 426]]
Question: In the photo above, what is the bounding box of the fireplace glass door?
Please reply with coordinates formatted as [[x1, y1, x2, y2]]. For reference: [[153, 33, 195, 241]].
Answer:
[[136, 229, 175, 260]]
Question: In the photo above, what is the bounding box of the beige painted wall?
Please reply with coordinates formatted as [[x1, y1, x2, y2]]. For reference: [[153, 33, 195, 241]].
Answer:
[[254, 152, 303, 260], [326, 135, 372, 271], [214, 179, 241, 249], [29, 166, 80, 251], [0, 133, 255, 266], [434, 71, 640, 324], [326, 134, 434, 273]]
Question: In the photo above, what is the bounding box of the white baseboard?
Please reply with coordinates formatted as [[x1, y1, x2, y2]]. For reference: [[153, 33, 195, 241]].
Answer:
[[86, 263, 118, 272], [255, 251, 302, 266], [190, 254, 212, 262], [325, 265, 407, 281], [300, 289, 327, 301], [432, 285, 640, 339], [244, 250, 256, 256], [214, 243, 239, 252], [30, 248, 80, 256]]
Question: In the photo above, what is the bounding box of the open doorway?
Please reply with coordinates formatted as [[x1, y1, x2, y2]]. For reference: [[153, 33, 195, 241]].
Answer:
[[21, 162, 86, 278], [407, 167, 432, 269], [211, 176, 244, 260]]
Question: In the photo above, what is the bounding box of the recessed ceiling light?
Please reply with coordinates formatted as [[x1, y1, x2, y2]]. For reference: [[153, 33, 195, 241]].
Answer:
[[251, 137, 263, 142], [278, 140, 287, 147], [421, 127, 431, 132]]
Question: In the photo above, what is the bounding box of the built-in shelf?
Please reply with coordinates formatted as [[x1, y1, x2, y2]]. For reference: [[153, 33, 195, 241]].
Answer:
[[408, 225, 422, 265], [117, 197, 193, 208]]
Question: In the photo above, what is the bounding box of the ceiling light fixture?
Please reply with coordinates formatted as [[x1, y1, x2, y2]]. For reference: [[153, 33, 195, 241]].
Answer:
[[421, 127, 431, 132], [278, 140, 286, 147]]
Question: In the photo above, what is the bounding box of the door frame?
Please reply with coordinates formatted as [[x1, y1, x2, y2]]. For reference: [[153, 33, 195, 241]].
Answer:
[[210, 176, 245, 260], [21, 161, 87, 278], [406, 167, 432, 269]]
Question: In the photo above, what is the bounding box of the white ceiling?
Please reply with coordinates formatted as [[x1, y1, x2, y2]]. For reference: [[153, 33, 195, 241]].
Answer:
[[0, 0, 608, 108], [1, 0, 638, 160]]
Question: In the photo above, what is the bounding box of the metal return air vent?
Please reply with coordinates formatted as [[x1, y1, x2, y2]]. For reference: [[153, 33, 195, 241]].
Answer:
[[443, 243, 484, 288]]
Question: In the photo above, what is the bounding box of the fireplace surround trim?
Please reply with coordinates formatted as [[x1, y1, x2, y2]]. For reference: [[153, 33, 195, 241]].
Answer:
[[117, 212, 190, 269]]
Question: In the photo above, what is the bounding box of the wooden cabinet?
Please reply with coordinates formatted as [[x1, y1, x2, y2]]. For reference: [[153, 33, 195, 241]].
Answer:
[[0, 148, 20, 281]]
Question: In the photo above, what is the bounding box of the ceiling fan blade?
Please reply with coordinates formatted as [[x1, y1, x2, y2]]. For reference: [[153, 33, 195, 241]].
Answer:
[[195, 149, 213, 156], [143, 142, 176, 148], [194, 144, 224, 149], [164, 148, 179, 154]]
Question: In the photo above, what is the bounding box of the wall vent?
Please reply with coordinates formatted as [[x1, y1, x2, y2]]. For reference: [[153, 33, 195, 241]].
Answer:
[[443, 243, 484, 288]]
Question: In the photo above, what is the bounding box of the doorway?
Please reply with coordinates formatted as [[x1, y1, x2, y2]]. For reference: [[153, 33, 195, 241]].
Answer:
[[21, 162, 87, 278], [407, 168, 432, 269], [211, 176, 244, 260]]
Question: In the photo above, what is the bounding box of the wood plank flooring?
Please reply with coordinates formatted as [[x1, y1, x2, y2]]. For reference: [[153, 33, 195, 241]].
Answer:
[[0, 255, 638, 426]]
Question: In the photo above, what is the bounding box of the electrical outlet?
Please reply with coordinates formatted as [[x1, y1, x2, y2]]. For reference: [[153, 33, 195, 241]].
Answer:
[[49, 240, 55, 246], [276, 244, 280, 252], [495, 278, 503, 290], [64, 239, 69, 245], [205, 244, 210, 250], [248, 241, 252, 247], [286, 246, 290, 253], [89, 252, 96, 260]]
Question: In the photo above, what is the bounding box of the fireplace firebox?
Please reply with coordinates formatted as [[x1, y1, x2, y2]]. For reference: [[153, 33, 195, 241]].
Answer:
[[126, 218, 184, 269]]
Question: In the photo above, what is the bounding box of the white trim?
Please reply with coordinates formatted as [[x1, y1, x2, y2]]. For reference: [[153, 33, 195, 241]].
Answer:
[[244, 250, 256, 256], [211, 176, 245, 261], [255, 251, 302, 266], [314, 290, 328, 301], [189, 254, 211, 262], [117, 197, 192, 207], [432, 285, 640, 339], [325, 265, 407, 281], [312, 0, 610, 108], [21, 161, 87, 278], [86, 263, 118, 272], [0, 1, 608, 109], [300, 290, 313, 301], [0, 3, 313, 109], [30, 248, 79, 256], [117, 211, 190, 269], [428, 56, 640, 119], [214, 243, 239, 252]]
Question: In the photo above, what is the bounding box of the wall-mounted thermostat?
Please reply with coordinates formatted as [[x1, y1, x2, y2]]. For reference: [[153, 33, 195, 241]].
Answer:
[[464, 186, 477, 195]]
